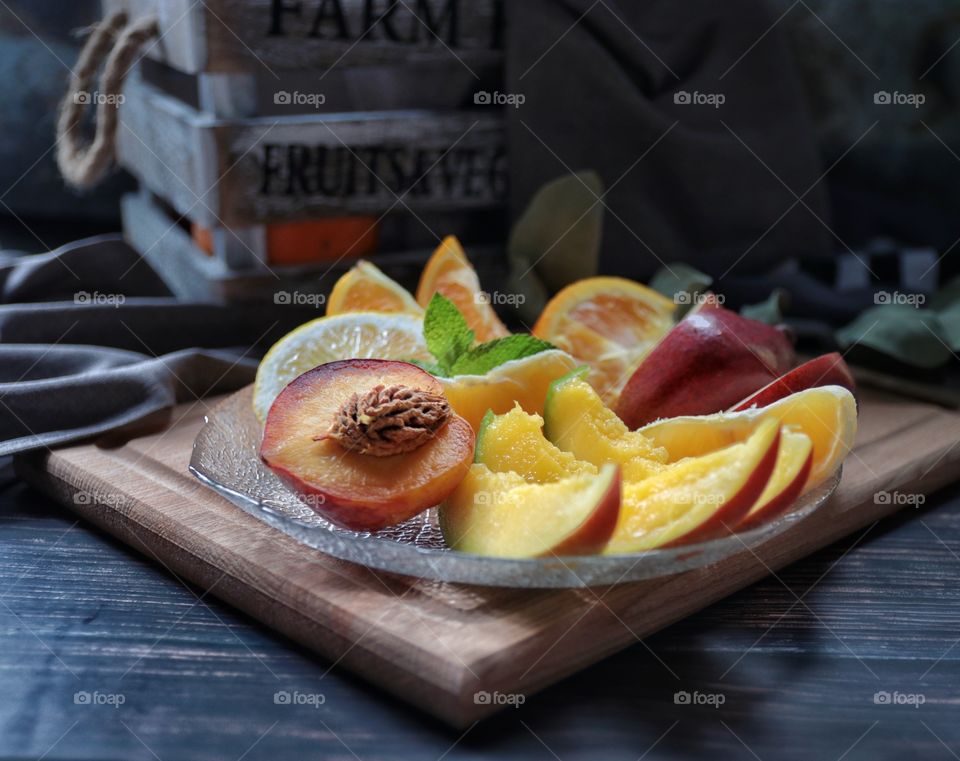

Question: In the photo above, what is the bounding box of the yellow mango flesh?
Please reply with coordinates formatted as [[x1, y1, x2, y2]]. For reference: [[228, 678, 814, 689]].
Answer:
[[439, 463, 616, 557], [606, 419, 779, 553], [475, 405, 596, 482], [743, 428, 812, 524], [543, 375, 667, 480]]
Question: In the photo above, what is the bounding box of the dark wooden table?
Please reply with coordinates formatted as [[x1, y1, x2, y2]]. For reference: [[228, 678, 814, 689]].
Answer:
[[1, 459, 958, 761]]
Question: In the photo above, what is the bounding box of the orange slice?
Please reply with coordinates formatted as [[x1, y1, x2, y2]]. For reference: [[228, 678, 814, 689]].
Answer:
[[416, 236, 509, 341], [326, 260, 422, 317], [532, 277, 675, 405], [640, 386, 857, 488], [439, 349, 578, 432]]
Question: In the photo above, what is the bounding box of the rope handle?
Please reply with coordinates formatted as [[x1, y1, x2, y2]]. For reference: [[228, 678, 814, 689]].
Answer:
[[56, 10, 158, 189]]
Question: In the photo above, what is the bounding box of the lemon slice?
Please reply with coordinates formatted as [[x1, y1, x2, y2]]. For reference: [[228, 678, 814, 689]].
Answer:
[[253, 312, 430, 422]]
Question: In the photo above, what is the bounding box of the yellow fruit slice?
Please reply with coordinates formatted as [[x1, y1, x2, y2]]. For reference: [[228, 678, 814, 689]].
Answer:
[[439, 349, 578, 432], [532, 276, 675, 405], [474, 404, 597, 483], [639, 386, 857, 487], [440, 463, 621, 557], [415, 236, 509, 341], [326, 260, 423, 317], [606, 419, 780, 554], [543, 368, 667, 480], [739, 429, 813, 530], [253, 312, 431, 422]]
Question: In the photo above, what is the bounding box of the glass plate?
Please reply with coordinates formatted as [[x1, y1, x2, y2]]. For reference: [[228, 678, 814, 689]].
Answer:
[[189, 387, 841, 588]]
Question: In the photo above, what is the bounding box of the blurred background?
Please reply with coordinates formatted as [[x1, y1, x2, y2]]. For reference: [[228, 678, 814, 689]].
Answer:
[[1, 0, 959, 378]]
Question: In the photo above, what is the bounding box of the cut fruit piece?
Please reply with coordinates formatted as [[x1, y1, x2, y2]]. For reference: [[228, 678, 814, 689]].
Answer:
[[640, 386, 857, 488], [260, 360, 474, 532], [474, 405, 597, 483], [543, 367, 667, 481], [532, 276, 676, 405], [606, 419, 780, 553], [439, 349, 579, 432], [326, 260, 423, 317], [253, 312, 431, 422], [415, 236, 509, 341], [739, 429, 813, 530], [731, 352, 855, 411], [440, 463, 621, 557], [616, 304, 796, 429]]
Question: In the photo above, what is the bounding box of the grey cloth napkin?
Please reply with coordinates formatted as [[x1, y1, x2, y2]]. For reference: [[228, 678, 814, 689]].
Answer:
[[0, 235, 320, 457]]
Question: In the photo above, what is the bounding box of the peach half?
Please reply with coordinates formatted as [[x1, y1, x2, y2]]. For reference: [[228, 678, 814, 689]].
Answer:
[[260, 359, 474, 531]]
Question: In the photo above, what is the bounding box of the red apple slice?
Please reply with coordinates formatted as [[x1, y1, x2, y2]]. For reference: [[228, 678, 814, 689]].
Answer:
[[616, 305, 796, 429], [605, 418, 780, 553], [738, 429, 813, 530], [260, 359, 474, 531], [440, 464, 621, 557], [730, 353, 855, 411]]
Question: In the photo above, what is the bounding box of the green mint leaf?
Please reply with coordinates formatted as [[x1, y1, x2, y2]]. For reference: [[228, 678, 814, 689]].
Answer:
[[450, 334, 556, 376], [404, 358, 446, 376], [423, 293, 474, 374]]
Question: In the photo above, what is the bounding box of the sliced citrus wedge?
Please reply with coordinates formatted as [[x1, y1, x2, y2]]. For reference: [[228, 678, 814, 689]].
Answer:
[[440, 463, 621, 557], [532, 277, 675, 405], [639, 385, 857, 488], [253, 312, 430, 422], [326, 260, 423, 317], [415, 236, 509, 341], [605, 419, 780, 553], [439, 349, 578, 432]]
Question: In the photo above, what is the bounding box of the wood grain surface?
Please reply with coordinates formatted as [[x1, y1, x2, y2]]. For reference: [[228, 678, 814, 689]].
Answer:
[[14, 387, 960, 727]]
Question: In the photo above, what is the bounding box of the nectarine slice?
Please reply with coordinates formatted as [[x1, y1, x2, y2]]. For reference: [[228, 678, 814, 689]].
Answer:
[[639, 385, 856, 488], [440, 463, 621, 557], [543, 367, 668, 480], [616, 305, 796, 429], [739, 429, 813, 530], [260, 359, 474, 531], [605, 419, 780, 553], [474, 405, 597, 482], [731, 353, 855, 411]]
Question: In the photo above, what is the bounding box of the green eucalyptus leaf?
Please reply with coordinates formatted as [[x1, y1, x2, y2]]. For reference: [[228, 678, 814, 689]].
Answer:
[[836, 304, 953, 369], [649, 262, 713, 302], [741, 288, 789, 325], [507, 171, 604, 295]]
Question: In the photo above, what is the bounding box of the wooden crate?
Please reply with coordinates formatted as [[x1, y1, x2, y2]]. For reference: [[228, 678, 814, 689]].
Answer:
[[121, 190, 506, 302], [104, 0, 503, 74], [116, 76, 507, 231]]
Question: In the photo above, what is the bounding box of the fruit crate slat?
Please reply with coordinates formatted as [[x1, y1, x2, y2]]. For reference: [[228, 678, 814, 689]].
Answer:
[[103, 0, 504, 74], [116, 76, 507, 229], [121, 191, 507, 303]]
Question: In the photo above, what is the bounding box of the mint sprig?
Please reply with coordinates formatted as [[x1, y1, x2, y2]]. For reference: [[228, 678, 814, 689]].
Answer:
[[422, 293, 555, 376]]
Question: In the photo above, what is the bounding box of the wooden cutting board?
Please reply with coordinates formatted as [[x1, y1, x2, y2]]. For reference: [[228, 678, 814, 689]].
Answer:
[[15, 387, 960, 727]]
